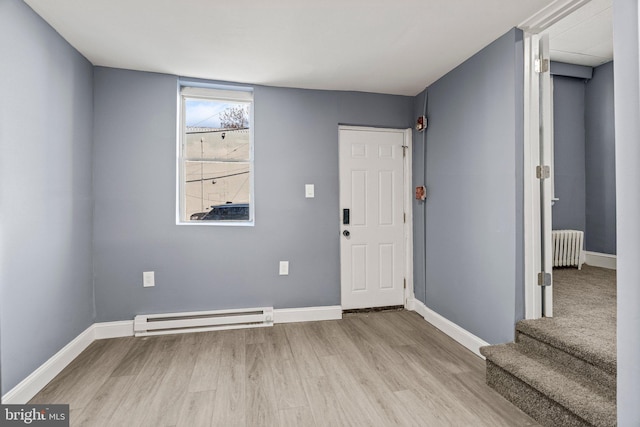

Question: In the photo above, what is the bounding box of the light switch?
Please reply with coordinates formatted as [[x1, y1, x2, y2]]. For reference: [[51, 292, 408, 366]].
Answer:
[[143, 271, 155, 287], [279, 261, 289, 275], [305, 184, 315, 198]]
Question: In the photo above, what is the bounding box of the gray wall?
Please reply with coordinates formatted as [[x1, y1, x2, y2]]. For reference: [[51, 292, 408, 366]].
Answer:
[[413, 28, 524, 344], [551, 61, 593, 79], [92, 67, 413, 322], [0, 0, 95, 393], [613, 0, 640, 424], [585, 61, 616, 255], [552, 76, 587, 233], [550, 62, 616, 255]]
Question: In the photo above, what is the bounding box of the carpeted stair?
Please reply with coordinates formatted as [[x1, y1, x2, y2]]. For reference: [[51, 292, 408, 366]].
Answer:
[[480, 321, 616, 427], [481, 266, 617, 426]]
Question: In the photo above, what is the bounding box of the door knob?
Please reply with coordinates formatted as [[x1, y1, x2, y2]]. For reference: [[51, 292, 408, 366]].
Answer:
[[343, 230, 350, 237]]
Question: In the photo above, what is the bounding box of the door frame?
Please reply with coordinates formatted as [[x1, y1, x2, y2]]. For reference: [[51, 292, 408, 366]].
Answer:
[[338, 125, 414, 308], [519, 0, 589, 319]]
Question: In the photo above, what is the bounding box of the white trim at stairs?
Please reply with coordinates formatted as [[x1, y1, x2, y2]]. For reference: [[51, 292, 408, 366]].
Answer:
[[1, 306, 341, 404], [407, 298, 489, 359], [584, 251, 616, 270], [273, 305, 342, 323]]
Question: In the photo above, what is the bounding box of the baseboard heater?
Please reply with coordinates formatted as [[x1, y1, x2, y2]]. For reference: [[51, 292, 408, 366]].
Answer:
[[134, 307, 274, 337], [552, 229, 584, 270]]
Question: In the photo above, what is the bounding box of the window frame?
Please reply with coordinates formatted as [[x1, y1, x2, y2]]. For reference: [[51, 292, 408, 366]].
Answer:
[[176, 84, 255, 226]]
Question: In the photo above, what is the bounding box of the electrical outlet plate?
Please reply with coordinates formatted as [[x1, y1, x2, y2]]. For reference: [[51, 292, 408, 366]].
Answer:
[[143, 271, 155, 287], [305, 184, 314, 198], [279, 261, 289, 275]]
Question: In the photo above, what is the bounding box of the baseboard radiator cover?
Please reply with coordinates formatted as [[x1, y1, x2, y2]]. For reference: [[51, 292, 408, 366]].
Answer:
[[551, 229, 584, 269], [134, 307, 274, 337]]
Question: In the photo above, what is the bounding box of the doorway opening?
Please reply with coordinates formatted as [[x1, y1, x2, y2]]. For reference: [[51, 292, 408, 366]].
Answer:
[[542, 0, 617, 367], [522, 0, 616, 321], [521, 0, 617, 375]]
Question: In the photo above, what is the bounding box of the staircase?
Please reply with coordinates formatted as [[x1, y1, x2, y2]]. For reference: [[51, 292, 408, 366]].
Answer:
[[480, 319, 616, 427]]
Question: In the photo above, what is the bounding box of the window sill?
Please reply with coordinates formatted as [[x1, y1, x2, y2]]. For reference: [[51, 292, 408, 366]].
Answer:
[[176, 220, 255, 227]]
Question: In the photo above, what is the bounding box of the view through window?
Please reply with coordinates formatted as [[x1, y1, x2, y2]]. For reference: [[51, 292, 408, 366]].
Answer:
[[179, 87, 253, 223]]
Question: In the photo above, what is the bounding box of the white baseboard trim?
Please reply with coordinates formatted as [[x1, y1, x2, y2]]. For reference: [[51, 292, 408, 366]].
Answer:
[[2, 325, 95, 404], [584, 251, 616, 270], [407, 298, 489, 359], [405, 298, 416, 311], [273, 305, 342, 324], [93, 320, 134, 340], [2, 306, 341, 404]]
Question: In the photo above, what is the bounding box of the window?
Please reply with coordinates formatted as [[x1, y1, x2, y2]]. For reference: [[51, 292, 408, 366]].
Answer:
[[178, 86, 253, 225]]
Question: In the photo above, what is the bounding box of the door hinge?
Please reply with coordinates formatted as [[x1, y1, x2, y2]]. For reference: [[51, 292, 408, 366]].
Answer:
[[402, 145, 408, 157], [535, 58, 550, 73], [537, 272, 551, 287], [403, 278, 406, 289], [403, 213, 406, 223], [536, 165, 550, 179]]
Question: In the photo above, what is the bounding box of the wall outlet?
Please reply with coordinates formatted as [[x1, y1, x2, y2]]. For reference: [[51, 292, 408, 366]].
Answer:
[[279, 261, 289, 275], [143, 271, 155, 287], [305, 184, 314, 198]]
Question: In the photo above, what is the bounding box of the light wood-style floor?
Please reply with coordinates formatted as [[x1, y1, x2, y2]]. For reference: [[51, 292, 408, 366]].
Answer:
[[30, 310, 538, 426]]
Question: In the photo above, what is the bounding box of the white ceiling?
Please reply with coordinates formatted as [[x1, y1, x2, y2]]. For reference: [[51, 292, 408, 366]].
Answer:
[[24, 0, 555, 96], [546, 0, 613, 67]]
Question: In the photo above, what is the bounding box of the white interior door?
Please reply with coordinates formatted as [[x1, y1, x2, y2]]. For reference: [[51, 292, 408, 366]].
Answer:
[[339, 127, 406, 309], [539, 33, 554, 317], [524, 31, 554, 320]]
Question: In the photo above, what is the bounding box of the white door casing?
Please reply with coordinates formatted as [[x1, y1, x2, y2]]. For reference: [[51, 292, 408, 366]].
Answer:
[[339, 127, 408, 309]]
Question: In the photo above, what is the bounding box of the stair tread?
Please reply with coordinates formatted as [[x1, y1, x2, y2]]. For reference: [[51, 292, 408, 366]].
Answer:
[[517, 319, 616, 375], [481, 343, 615, 427]]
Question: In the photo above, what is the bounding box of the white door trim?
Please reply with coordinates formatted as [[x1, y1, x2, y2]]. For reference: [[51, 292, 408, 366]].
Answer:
[[338, 125, 414, 308], [402, 128, 414, 305], [519, 0, 593, 33]]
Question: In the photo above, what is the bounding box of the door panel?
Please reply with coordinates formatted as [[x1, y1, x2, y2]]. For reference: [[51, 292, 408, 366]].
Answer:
[[379, 244, 394, 289], [339, 128, 405, 309], [351, 245, 367, 292], [351, 171, 367, 225], [539, 33, 554, 316]]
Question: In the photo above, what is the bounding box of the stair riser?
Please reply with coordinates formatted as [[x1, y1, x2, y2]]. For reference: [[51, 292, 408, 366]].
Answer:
[[486, 361, 595, 427], [516, 324, 616, 376], [516, 332, 616, 398]]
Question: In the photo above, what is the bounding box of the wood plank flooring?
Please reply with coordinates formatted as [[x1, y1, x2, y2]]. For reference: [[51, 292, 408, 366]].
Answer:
[[30, 310, 539, 426]]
